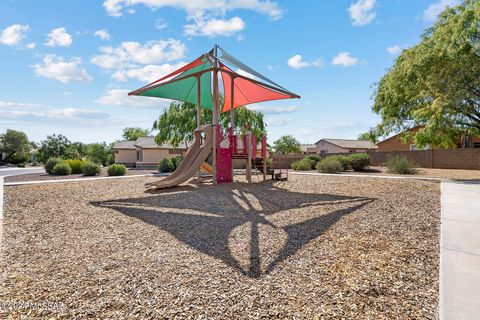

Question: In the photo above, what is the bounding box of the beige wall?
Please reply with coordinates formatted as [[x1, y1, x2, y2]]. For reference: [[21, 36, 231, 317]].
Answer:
[[114, 149, 136, 164], [137, 148, 185, 164]]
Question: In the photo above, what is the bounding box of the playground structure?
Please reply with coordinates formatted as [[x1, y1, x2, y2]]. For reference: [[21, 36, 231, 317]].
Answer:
[[130, 45, 300, 189]]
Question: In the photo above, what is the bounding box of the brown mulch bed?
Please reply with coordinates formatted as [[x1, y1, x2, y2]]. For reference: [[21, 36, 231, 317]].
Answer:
[[0, 175, 440, 319], [4, 168, 158, 183]]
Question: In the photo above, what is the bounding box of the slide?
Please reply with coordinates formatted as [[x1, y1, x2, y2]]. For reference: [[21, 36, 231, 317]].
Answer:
[[200, 162, 213, 174], [146, 125, 213, 190]]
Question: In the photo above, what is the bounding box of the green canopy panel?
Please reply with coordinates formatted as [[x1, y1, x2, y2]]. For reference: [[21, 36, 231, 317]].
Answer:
[[138, 59, 214, 110]]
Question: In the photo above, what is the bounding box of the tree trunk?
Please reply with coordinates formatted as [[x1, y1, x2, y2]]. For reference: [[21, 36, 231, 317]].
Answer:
[[460, 132, 473, 148]]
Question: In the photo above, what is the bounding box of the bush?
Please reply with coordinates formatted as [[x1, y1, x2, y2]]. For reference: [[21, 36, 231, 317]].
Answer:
[[304, 155, 321, 168], [83, 161, 101, 176], [158, 158, 173, 172], [53, 161, 71, 175], [291, 159, 314, 171], [67, 159, 84, 174], [316, 157, 344, 173], [328, 155, 351, 171], [386, 155, 418, 175], [45, 157, 62, 174], [107, 164, 127, 176], [16, 163, 26, 168], [348, 153, 370, 171], [8, 152, 29, 164], [170, 156, 183, 171]]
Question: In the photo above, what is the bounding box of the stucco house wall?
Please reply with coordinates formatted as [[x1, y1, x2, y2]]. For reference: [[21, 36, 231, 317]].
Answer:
[[114, 149, 136, 166]]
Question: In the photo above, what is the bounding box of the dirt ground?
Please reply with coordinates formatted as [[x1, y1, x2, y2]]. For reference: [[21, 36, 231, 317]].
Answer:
[[4, 167, 157, 183], [0, 175, 440, 319]]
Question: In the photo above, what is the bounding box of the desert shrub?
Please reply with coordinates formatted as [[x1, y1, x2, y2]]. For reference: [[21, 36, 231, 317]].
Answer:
[[386, 155, 418, 174], [45, 157, 62, 174], [291, 159, 314, 171], [348, 153, 370, 171], [304, 155, 321, 168], [107, 164, 127, 176], [83, 161, 101, 176], [329, 155, 351, 171], [316, 157, 344, 173], [158, 158, 173, 172], [170, 156, 183, 170], [53, 161, 71, 175], [8, 152, 29, 164], [67, 159, 84, 174]]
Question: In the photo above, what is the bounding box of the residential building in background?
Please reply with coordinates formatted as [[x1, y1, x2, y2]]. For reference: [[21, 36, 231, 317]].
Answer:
[[113, 137, 187, 169], [314, 139, 377, 155]]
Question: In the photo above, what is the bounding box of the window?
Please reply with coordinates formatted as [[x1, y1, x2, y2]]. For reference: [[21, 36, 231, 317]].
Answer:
[[474, 142, 480, 148], [136, 150, 143, 161], [320, 150, 328, 155]]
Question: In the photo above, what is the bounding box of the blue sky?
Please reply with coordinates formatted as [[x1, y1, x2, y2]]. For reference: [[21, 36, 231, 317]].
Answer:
[[0, 0, 459, 144]]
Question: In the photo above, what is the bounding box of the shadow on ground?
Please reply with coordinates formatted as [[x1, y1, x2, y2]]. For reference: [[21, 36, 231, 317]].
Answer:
[[91, 181, 375, 278]]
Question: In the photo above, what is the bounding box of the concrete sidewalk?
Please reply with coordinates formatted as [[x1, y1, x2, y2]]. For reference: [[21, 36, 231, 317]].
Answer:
[[440, 180, 480, 320]]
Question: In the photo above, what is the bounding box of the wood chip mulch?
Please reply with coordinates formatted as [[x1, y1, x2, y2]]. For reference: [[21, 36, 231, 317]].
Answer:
[[0, 175, 440, 319]]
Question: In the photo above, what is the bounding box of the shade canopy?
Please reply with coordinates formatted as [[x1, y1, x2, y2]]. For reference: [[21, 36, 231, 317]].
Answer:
[[128, 45, 299, 112]]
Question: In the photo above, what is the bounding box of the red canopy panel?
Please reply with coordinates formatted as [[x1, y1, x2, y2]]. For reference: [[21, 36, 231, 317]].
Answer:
[[220, 63, 294, 113]]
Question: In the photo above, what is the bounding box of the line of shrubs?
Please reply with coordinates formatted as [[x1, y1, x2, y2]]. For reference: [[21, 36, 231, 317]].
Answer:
[[158, 156, 183, 173], [291, 154, 371, 173], [45, 158, 127, 176]]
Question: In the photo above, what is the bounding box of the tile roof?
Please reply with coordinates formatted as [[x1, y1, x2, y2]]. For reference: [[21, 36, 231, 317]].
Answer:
[[112, 140, 136, 149], [316, 138, 377, 149]]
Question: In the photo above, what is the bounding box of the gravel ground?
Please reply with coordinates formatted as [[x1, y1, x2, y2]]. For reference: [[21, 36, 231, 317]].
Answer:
[[4, 168, 157, 183], [0, 175, 440, 319]]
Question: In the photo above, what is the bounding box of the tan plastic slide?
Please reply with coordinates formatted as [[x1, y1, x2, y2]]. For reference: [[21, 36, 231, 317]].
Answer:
[[200, 162, 213, 174], [146, 125, 213, 190]]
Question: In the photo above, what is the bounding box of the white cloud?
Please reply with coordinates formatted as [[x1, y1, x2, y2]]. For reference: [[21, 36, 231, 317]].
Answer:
[[91, 39, 186, 69], [265, 117, 288, 126], [387, 45, 403, 55], [0, 104, 109, 124], [0, 100, 41, 109], [32, 54, 92, 83], [102, 0, 283, 20], [26, 42, 36, 49], [155, 19, 168, 29], [184, 16, 245, 37], [45, 27, 72, 47], [348, 0, 376, 26], [332, 52, 359, 67], [423, 0, 459, 22], [94, 29, 111, 40], [95, 89, 170, 108], [112, 62, 186, 82], [247, 104, 298, 114], [0, 24, 30, 46], [287, 54, 323, 69]]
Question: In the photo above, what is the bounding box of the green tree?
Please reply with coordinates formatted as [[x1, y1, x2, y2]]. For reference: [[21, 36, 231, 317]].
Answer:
[[273, 135, 302, 155], [122, 127, 150, 141], [371, 0, 480, 148], [358, 131, 378, 143], [152, 102, 266, 148], [0, 129, 31, 164], [38, 134, 71, 162], [85, 143, 110, 166]]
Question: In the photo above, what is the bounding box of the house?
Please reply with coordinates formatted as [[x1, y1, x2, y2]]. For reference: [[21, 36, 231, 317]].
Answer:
[[300, 144, 317, 154], [113, 137, 187, 169], [376, 126, 480, 151], [314, 138, 377, 155]]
